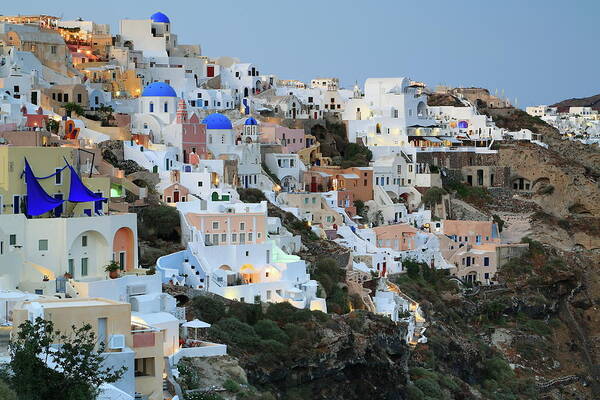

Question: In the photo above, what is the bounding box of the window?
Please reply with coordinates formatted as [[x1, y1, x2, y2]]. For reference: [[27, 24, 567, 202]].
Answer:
[[164, 102, 168, 112], [50, 45, 57, 54], [68, 259, 74, 276], [231, 233, 237, 243], [55, 168, 62, 185], [212, 221, 219, 229], [9, 234, 16, 246], [245, 251, 249, 256], [149, 102, 154, 112], [239, 233, 246, 244], [82, 235, 88, 247], [257, 232, 261, 239], [205, 234, 211, 245], [248, 232, 253, 242], [13, 85, 20, 93], [64, 94, 68, 103], [304, 198, 309, 204], [81, 257, 88, 276], [134, 358, 155, 377], [198, 181, 203, 187], [221, 233, 227, 243], [0, 241, 3, 255], [77, 93, 82, 103], [484, 257, 490, 267], [39, 240, 48, 251], [240, 222, 245, 231], [312, 197, 316, 204]]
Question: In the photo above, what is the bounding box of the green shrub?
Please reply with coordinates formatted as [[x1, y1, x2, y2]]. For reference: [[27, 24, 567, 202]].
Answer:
[[405, 384, 426, 400], [223, 379, 240, 393], [484, 357, 514, 383], [191, 296, 226, 324], [208, 318, 257, 348], [254, 320, 289, 344], [414, 377, 443, 399]]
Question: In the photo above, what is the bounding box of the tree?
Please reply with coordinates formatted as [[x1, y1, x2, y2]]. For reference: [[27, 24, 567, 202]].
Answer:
[[97, 104, 114, 126], [64, 102, 84, 118], [45, 119, 59, 134], [10, 317, 126, 400]]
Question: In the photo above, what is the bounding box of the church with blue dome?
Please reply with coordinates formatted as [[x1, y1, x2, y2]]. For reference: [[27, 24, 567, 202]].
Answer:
[[150, 12, 170, 24], [202, 113, 233, 130], [142, 82, 177, 98]]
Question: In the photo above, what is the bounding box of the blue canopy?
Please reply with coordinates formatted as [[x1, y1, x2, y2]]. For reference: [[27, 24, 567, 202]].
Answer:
[[24, 159, 65, 216], [67, 164, 106, 203]]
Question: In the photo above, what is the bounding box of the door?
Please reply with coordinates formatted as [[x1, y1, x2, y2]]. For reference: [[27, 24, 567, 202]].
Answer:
[[13, 195, 20, 214], [53, 194, 63, 217], [173, 191, 180, 202], [310, 177, 317, 192], [98, 317, 107, 345], [207, 66, 214, 77], [119, 251, 126, 271]]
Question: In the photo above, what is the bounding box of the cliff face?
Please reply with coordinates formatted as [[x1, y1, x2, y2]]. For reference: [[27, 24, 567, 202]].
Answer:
[[244, 312, 410, 400]]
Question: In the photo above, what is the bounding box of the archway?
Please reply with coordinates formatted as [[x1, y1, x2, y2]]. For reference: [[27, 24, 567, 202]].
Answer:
[[417, 102, 427, 118], [113, 227, 135, 271], [68, 230, 109, 279]]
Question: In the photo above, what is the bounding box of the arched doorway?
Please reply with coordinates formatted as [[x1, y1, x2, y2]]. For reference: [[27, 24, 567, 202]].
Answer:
[[113, 227, 135, 271], [69, 230, 109, 278]]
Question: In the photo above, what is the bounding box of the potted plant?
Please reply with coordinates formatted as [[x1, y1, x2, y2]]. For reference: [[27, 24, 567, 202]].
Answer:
[[105, 261, 121, 279]]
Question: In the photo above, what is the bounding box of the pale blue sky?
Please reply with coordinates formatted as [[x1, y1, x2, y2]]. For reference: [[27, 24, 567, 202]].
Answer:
[[6, 0, 599, 106]]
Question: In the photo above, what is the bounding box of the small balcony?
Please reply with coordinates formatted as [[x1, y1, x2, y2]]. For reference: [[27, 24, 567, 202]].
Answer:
[[131, 322, 158, 348]]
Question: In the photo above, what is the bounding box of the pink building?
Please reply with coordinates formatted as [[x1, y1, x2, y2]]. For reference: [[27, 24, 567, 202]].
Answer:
[[260, 122, 305, 153], [373, 224, 419, 252], [177, 100, 208, 163]]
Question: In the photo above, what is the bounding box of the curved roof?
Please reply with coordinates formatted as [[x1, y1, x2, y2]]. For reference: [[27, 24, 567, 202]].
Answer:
[[142, 82, 177, 97], [202, 113, 232, 130], [150, 12, 170, 24], [244, 117, 258, 126]]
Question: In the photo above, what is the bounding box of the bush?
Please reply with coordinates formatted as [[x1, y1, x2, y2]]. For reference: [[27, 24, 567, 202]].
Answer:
[[405, 384, 426, 400], [137, 205, 180, 242], [208, 318, 257, 348], [0, 380, 17, 400], [237, 188, 267, 203], [223, 379, 241, 393], [191, 296, 226, 324], [414, 377, 443, 399], [254, 320, 289, 344], [484, 357, 514, 383], [422, 187, 446, 207]]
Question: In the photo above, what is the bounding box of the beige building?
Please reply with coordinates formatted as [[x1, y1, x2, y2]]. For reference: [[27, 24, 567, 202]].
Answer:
[[5, 29, 72, 75], [0, 146, 109, 217], [12, 297, 164, 400], [277, 192, 343, 229]]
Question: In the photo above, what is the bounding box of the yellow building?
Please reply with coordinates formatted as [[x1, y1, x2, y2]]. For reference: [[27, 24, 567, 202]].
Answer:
[[12, 297, 165, 400], [0, 146, 110, 217]]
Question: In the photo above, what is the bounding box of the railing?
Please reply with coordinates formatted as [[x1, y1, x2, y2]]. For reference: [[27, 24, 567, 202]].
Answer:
[[131, 322, 158, 348]]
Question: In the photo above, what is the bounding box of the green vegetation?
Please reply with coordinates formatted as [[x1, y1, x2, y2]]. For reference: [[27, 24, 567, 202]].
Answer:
[[421, 186, 447, 208], [8, 318, 126, 400], [237, 188, 267, 203], [312, 258, 349, 314], [445, 180, 491, 206], [137, 205, 181, 242], [190, 296, 327, 366], [64, 102, 85, 117], [339, 142, 372, 168]]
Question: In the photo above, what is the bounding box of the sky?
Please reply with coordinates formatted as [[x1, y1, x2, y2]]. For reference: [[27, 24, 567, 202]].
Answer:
[[6, 0, 600, 106]]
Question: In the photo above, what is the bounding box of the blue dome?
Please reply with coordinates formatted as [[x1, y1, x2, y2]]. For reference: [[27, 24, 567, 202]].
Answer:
[[150, 12, 170, 23], [244, 117, 258, 126], [202, 113, 232, 130], [142, 82, 177, 97]]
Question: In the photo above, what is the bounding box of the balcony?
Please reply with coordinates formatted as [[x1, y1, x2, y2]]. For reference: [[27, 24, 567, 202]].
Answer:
[[131, 322, 158, 348]]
